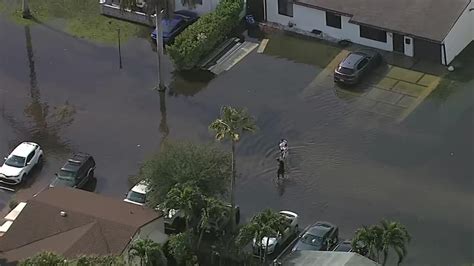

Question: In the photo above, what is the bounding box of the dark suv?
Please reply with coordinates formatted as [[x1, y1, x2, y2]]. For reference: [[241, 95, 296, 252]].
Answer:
[[50, 153, 95, 189], [334, 50, 382, 85]]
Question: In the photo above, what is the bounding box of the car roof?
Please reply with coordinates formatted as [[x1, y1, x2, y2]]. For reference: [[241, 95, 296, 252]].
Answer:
[[11, 142, 39, 157], [131, 180, 149, 194], [61, 153, 92, 172], [307, 221, 336, 236], [340, 53, 365, 69]]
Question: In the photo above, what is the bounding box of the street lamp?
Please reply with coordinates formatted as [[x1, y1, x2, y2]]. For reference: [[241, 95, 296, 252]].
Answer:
[[155, 8, 166, 91]]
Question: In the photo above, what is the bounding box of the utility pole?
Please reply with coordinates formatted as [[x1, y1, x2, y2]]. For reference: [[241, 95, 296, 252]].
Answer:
[[155, 8, 165, 91], [22, 0, 31, 19], [117, 28, 123, 69]]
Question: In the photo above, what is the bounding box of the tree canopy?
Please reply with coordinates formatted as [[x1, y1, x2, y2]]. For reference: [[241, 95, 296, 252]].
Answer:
[[139, 141, 231, 208]]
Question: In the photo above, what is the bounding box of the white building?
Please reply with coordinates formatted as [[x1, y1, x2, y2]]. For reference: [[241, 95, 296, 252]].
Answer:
[[265, 0, 473, 65]]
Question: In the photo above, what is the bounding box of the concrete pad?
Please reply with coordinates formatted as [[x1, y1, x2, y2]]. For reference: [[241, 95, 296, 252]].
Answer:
[[301, 50, 350, 98], [392, 81, 426, 97], [356, 98, 378, 110], [386, 66, 424, 83], [397, 95, 418, 108], [366, 87, 404, 104], [417, 74, 439, 86], [257, 39, 269, 53], [372, 102, 405, 118], [373, 77, 398, 90]]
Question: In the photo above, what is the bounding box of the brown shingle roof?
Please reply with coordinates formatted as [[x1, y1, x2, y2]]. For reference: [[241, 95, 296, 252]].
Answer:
[[0, 187, 160, 263], [294, 0, 471, 42]]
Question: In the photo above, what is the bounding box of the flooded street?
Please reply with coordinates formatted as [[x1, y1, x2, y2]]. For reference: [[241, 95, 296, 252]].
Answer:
[[0, 13, 473, 266]]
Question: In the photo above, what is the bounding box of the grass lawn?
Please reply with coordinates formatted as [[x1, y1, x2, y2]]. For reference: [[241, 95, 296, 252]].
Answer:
[[0, 0, 148, 44], [264, 32, 342, 68]]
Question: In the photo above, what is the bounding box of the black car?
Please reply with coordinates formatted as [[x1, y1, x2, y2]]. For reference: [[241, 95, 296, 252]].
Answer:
[[50, 153, 95, 189], [333, 239, 353, 252], [291, 221, 339, 252], [334, 50, 382, 85]]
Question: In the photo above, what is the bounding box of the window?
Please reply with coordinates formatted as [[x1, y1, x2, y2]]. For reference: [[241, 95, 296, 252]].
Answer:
[[26, 152, 34, 164], [326, 12, 341, 29], [359, 25, 387, 42], [278, 0, 293, 17], [357, 58, 369, 70]]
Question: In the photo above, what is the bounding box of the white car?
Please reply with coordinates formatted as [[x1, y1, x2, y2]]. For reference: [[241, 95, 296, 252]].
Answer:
[[124, 180, 149, 205], [0, 142, 43, 185], [253, 210, 299, 255]]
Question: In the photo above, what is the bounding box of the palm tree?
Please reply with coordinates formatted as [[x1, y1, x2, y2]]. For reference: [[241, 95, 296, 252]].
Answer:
[[164, 183, 203, 230], [352, 225, 383, 262], [209, 106, 257, 230], [236, 209, 288, 263], [197, 197, 228, 249], [380, 220, 411, 265], [128, 238, 167, 266]]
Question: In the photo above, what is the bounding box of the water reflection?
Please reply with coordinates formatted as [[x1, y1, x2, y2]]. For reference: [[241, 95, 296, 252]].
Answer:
[[1, 25, 75, 156], [168, 69, 215, 97], [159, 88, 169, 146]]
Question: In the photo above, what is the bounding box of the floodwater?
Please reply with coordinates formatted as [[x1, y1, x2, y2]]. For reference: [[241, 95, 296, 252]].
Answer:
[[0, 14, 473, 266]]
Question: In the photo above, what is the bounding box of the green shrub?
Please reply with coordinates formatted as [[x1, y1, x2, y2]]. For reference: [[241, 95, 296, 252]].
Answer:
[[168, 0, 244, 70]]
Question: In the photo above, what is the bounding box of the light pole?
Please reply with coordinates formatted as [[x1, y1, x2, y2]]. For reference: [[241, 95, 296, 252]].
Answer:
[[155, 8, 166, 91]]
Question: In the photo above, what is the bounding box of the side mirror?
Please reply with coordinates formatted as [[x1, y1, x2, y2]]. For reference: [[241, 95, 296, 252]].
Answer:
[[27, 162, 31, 166], [4, 157, 7, 160]]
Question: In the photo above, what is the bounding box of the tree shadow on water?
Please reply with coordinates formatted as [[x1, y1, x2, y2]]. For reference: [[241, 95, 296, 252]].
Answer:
[[168, 69, 215, 97]]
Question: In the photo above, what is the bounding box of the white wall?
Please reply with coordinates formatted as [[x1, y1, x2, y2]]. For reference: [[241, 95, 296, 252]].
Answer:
[[266, 3, 394, 51], [442, 2, 473, 64], [174, 0, 220, 15]]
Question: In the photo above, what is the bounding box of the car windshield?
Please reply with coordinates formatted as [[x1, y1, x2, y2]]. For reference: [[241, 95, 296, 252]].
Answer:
[[58, 170, 76, 180], [4, 155, 25, 168], [300, 233, 323, 246], [127, 191, 146, 204], [338, 66, 354, 74]]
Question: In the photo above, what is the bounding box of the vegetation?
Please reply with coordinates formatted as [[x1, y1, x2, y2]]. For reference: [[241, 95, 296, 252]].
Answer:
[[0, 0, 146, 44], [20, 251, 125, 266], [140, 141, 231, 207], [167, 232, 194, 265], [167, 0, 244, 70], [236, 209, 288, 263], [352, 220, 411, 265], [128, 238, 166, 266], [209, 106, 257, 230]]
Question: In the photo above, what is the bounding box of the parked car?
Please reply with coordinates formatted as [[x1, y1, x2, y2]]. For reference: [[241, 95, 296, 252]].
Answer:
[[151, 10, 199, 45], [291, 221, 339, 252], [49, 153, 95, 189], [0, 142, 43, 185], [124, 180, 149, 205], [333, 239, 353, 252], [334, 50, 382, 85], [253, 211, 299, 255]]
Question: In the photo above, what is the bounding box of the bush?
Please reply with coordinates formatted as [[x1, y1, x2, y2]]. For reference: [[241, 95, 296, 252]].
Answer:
[[168, 0, 244, 70]]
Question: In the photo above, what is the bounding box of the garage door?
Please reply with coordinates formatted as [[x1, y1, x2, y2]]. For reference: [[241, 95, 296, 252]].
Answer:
[[414, 38, 441, 63]]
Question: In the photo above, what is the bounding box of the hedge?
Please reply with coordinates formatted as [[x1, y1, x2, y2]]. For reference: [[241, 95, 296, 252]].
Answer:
[[167, 0, 244, 70]]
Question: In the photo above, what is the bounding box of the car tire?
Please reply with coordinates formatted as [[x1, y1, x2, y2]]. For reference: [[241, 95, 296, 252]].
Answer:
[[37, 155, 43, 167]]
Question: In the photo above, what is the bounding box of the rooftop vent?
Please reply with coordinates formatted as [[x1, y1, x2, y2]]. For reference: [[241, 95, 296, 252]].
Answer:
[[60, 211, 67, 217]]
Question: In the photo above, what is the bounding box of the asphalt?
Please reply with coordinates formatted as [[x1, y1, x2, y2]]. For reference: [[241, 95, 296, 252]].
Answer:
[[0, 15, 473, 266]]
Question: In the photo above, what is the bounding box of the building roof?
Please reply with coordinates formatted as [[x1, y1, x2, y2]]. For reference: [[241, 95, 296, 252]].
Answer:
[[295, 0, 471, 42], [0, 187, 161, 263], [281, 250, 379, 266]]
